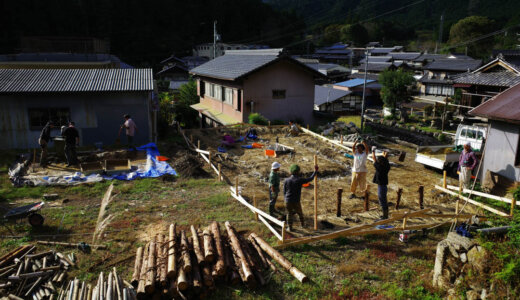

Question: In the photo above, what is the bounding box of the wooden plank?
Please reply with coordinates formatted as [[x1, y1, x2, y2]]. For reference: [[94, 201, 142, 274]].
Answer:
[[229, 187, 284, 227], [258, 215, 283, 241], [276, 143, 294, 151], [195, 149, 210, 155], [435, 185, 509, 217], [278, 208, 431, 248], [445, 185, 516, 205]]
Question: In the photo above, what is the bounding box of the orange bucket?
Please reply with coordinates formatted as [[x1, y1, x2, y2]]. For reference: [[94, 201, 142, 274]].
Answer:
[[252, 142, 264, 149], [265, 149, 276, 157], [302, 183, 311, 188]]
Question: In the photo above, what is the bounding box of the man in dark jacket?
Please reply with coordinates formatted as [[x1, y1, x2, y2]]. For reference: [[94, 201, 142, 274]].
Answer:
[[63, 122, 80, 166], [283, 164, 318, 231], [372, 147, 391, 219], [38, 122, 54, 167]]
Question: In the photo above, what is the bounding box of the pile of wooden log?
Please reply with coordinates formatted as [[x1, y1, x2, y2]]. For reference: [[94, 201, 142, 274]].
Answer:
[[59, 267, 137, 300], [0, 244, 74, 299], [132, 221, 308, 299]]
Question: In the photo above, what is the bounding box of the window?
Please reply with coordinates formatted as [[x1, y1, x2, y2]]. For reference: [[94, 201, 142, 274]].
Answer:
[[206, 82, 213, 97], [28, 108, 70, 130], [461, 129, 467, 138], [272, 89, 286, 99], [214, 84, 222, 100], [224, 87, 233, 105], [200, 80, 205, 96]]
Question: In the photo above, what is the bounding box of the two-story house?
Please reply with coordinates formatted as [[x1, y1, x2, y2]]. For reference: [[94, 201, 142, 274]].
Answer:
[[189, 49, 325, 126]]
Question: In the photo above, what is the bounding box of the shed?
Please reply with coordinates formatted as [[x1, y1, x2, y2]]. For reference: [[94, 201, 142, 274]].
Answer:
[[314, 85, 352, 113], [470, 82, 520, 184], [0, 68, 154, 149]]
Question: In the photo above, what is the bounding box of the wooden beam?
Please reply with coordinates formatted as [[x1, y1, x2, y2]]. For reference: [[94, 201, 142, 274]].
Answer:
[[445, 185, 516, 205], [435, 185, 509, 217], [258, 215, 283, 241], [229, 187, 284, 227], [195, 149, 210, 155], [278, 209, 431, 248]]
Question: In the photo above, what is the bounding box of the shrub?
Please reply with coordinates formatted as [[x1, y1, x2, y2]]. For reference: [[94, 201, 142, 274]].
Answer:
[[437, 133, 448, 143], [248, 113, 269, 125]]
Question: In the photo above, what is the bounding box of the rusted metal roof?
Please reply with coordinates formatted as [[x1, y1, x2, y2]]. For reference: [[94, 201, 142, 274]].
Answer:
[[470, 82, 520, 124], [0, 68, 153, 93]]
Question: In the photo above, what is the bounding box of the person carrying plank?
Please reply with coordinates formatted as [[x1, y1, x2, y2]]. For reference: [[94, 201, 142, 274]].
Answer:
[[371, 146, 391, 219], [268, 162, 281, 216], [350, 139, 369, 199], [283, 164, 318, 231]]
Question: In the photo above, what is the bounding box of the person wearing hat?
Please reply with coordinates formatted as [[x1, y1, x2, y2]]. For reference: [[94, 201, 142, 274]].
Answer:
[[458, 142, 478, 189], [121, 114, 138, 148], [283, 163, 319, 231], [63, 121, 80, 167], [371, 146, 391, 219], [268, 162, 281, 215], [350, 139, 369, 198], [38, 121, 54, 167]]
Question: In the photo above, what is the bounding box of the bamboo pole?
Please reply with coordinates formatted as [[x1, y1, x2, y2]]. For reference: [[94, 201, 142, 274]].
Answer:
[[250, 233, 308, 283], [167, 224, 177, 279], [314, 155, 318, 230]]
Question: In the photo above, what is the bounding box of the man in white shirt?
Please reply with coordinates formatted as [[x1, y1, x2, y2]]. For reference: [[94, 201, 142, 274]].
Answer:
[[121, 114, 137, 148], [350, 139, 369, 199]]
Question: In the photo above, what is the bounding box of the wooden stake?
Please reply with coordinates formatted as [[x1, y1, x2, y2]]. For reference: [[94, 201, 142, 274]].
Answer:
[[398, 151, 406, 162], [511, 197, 517, 217], [33, 149, 37, 164], [190, 135, 193, 143], [281, 222, 286, 242], [314, 155, 318, 230], [402, 217, 407, 230], [340, 135, 343, 145], [443, 170, 447, 188], [395, 188, 403, 210], [208, 150, 212, 166], [307, 124, 309, 130], [197, 140, 200, 150], [235, 177, 239, 196], [364, 190, 369, 211], [218, 163, 222, 181], [336, 188, 343, 217], [253, 194, 258, 221], [418, 185, 424, 210]]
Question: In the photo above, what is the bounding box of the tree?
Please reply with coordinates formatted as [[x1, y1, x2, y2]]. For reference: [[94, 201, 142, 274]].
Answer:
[[448, 16, 495, 58], [378, 69, 415, 117], [340, 23, 369, 46], [320, 24, 342, 46], [174, 80, 199, 128]]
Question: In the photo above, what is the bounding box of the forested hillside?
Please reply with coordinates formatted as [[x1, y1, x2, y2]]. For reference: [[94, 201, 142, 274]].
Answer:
[[0, 0, 303, 66]]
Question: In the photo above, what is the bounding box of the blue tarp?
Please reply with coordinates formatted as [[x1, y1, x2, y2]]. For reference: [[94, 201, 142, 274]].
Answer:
[[39, 143, 176, 185]]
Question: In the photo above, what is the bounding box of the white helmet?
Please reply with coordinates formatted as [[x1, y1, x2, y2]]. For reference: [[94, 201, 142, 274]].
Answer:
[[271, 162, 281, 170]]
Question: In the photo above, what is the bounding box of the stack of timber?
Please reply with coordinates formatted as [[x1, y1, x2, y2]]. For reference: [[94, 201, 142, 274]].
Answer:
[[131, 222, 308, 299], [60, 267, 137, 300], [0, 244, 74, 299]]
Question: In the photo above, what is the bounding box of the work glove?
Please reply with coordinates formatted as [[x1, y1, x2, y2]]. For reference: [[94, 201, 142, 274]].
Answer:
[[372, 146, 377, 152]]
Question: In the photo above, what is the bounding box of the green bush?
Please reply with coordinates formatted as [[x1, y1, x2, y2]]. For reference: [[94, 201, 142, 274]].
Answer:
[[437, 133, 448, 143], [248, 113, 269, 125]]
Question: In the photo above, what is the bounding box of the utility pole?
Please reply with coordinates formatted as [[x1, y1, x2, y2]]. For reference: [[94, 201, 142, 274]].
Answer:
[[213, 20, 217, 59], [435, 13, 444, 54], [360, 48, 369, 132]]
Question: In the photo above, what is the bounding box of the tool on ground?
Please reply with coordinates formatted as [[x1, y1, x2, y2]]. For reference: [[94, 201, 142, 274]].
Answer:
[[3, 202, 45, 227]]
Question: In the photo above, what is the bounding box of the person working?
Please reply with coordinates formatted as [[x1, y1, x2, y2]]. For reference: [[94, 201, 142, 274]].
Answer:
[[38, 121, 54, 167], [268, 162, 281, 216], [121, 114, 138, 148], [286, 120, 300, 137], [350, 139, 369, 199], [63, 122, 79, 167], [283, 164, 318, 231], [458, 142, 478, 189], [372, 147, 391, 219]]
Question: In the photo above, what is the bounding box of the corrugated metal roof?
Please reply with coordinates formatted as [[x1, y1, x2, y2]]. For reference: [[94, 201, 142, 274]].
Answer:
[[315, 85, 351, 106], [470, 82, 520, 123], [335, 78, 375, 88], [0, 68, 153, 93]]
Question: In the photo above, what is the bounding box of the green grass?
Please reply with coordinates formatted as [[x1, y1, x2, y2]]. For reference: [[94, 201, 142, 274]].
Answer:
[[336, 115, 361, 128]]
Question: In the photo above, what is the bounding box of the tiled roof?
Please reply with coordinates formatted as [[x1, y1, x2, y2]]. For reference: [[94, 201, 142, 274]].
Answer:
[[413, 53, 449, 62], [314, 85, 351, 106], [470, 82, 520, 123], [424, 59, 482, 72], [356, 62, 393, 72], [389, 52, 421, 60], [349, 73, 380, 81], [359, 56, 392, 63], [190, 49, 324, 80], [0, 68, 153, 93], [453, 71, 520, 87]]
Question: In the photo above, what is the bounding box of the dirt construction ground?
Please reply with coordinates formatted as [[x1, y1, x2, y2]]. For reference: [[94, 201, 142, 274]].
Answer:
[[185, 126, 481, 238]]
